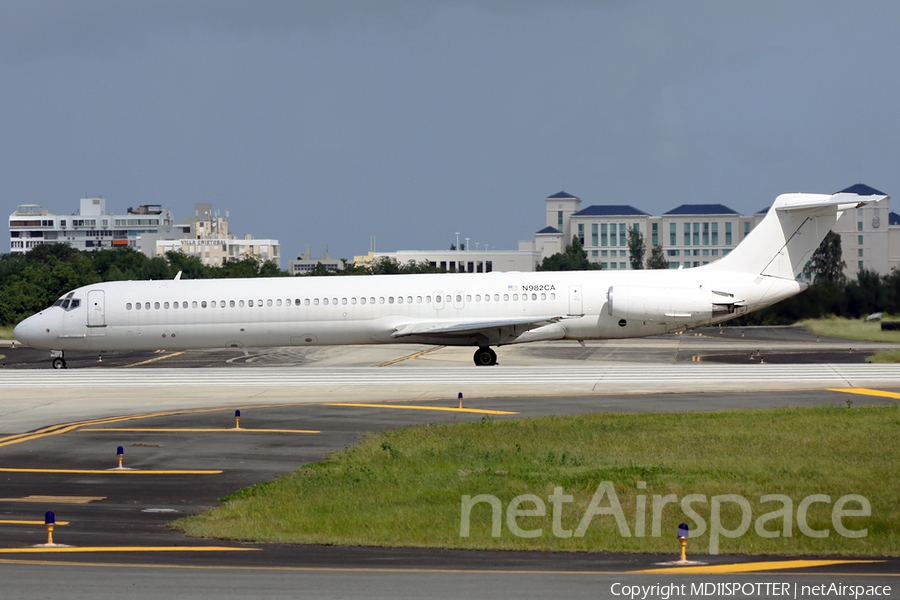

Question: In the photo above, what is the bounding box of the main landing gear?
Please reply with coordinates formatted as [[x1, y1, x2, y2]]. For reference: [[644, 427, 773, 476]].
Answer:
[[473, 346, 497, 366], [51, 350, 66, 369]]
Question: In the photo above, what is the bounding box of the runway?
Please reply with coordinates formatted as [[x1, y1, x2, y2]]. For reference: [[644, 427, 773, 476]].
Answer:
[[1, 331, 899, 599]]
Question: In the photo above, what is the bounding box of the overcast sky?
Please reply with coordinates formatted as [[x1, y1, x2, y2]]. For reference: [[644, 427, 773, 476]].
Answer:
[[2, 1, 899, 263]]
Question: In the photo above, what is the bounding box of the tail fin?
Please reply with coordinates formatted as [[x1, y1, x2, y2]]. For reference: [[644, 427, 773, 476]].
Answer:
[[710, 185, 888, 279]]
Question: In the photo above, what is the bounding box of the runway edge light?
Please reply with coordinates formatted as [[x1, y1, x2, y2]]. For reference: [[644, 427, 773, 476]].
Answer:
[[117, 445, 124, 469], [235, 410, 241, 430], [458, 393, 463, 410]]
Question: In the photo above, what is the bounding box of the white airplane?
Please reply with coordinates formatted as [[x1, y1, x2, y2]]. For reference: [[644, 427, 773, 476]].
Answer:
[[14, 185, 887, 369]]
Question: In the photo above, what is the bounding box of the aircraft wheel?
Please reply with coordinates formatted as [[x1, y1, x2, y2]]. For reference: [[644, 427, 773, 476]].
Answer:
[[473, 347, 497, 366], [52, 357, 66, 369]]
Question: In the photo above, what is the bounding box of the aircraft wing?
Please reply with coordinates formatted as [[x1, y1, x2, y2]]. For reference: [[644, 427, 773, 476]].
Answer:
[[390, 315, 566, 339]]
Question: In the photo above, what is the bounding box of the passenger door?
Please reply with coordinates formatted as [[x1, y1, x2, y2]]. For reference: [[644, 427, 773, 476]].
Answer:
[[87, 290, 106, 330]]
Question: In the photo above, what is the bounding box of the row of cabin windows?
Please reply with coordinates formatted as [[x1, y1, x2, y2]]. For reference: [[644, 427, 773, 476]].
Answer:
[[125, 292, 559, 311]]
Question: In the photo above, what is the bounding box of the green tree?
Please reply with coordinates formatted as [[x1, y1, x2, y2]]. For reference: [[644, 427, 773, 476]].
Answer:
[[165, 250, 207, 279], [139, 256, 171, 280], [646, 243, 669, 269], [627, 226, 645, 270], [804, 231, 846, 283], [93, 247, 148, 281], [536, 236, 600, 271]]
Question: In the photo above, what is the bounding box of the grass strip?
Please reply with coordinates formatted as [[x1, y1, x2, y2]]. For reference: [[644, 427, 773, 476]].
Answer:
[[176, 405, 900, 556], [797, 316, 900, 344]]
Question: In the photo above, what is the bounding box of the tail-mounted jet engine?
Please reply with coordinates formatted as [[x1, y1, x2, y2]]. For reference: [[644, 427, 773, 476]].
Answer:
[[607, 286, 743, 323]]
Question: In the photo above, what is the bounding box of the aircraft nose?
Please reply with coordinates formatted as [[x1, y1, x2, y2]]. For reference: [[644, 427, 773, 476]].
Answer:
[[13, 320, 29, 345]]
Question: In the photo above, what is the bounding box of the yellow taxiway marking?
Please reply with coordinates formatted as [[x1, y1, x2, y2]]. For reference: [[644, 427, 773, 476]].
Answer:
[[79, 428, 320, 433], [0, 547, 257, 554], [124, 351, 185, 368], [326, 403, 517, 415], [0, 468, 221, 474], [0, 558, 894, 577], [0, 520, 69, 525], [0, 496, 105, 504], [829, 387, 900, 400], [634, 559, 883, 574], [0, 402, 310, 448], [376, 346, 447, 367]]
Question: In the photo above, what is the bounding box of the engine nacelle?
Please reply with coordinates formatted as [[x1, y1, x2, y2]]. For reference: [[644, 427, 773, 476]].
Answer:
[[607, 285, 742, 323]]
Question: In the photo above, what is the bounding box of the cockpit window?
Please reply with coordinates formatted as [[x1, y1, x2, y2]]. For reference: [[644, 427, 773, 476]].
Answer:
[[70, 299, 80, 309], [53, 299, 64, 307], [61, 299, 70, 309]]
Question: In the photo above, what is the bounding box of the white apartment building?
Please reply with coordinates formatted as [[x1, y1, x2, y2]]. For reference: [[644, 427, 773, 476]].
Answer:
[[9, 197, 183, 256], [359, 247, 541, 273]]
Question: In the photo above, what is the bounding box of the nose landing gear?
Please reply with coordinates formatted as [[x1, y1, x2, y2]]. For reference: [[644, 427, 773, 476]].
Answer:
[[473, 347, 497, 366]]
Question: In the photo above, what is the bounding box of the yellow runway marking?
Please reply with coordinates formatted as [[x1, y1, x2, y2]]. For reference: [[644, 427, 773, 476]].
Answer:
[[634, 559, 883, 574], [0, 496, 105, 504], [124, 351, 185, 368], [0, 520, 69, 525], [326, 403, 517, 414], [0, 546, 257, 554], [79, 428, 319, 433], [0, 468, 221, 474], [829, 387, 900, 400]]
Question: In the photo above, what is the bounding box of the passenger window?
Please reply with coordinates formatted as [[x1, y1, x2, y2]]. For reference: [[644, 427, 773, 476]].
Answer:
[[314, 298, 320, 305], [351, 298, 357, 305], [407, 296, 412, 303], [397, 296, 403, 304], [323, 298, 329, 306], [503, 294, 509, 301], [379, 297, 385, 304], [230, 300, 235, 307], [173, 302, 178, 310], [304, 299, 310, 306], [550, 293, 556, 300], [248, 300, 254, 307], [370, 297, 375, 304], [258, 299, 263, 306], [276, 299, 282, 307], [466, 295, 471, 302], [483, 295, 489, 302], [267, 299, 273, 307], [475, 295, 481, 302], [154, 302, 160, 309], [541, 293, 546, 301], [332, 298, 337, 305], [164, 302, 169, 309], [456, 295, 462, 303], [512, 294, 518, 301], [494, 294, 499, 301], [389, 297, 394, 304], [342, 298, 348, 305], [201, 301, 207, 308], [182, 301, 187, 308], [426, 295, 432, 303], [417, 296, 422, 303], [127, 303, 133, 310], [192, 301, 198, 308], [360, 297, 366, 305], [145, 302, 151, 310], [446, 295, 451, 303]]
